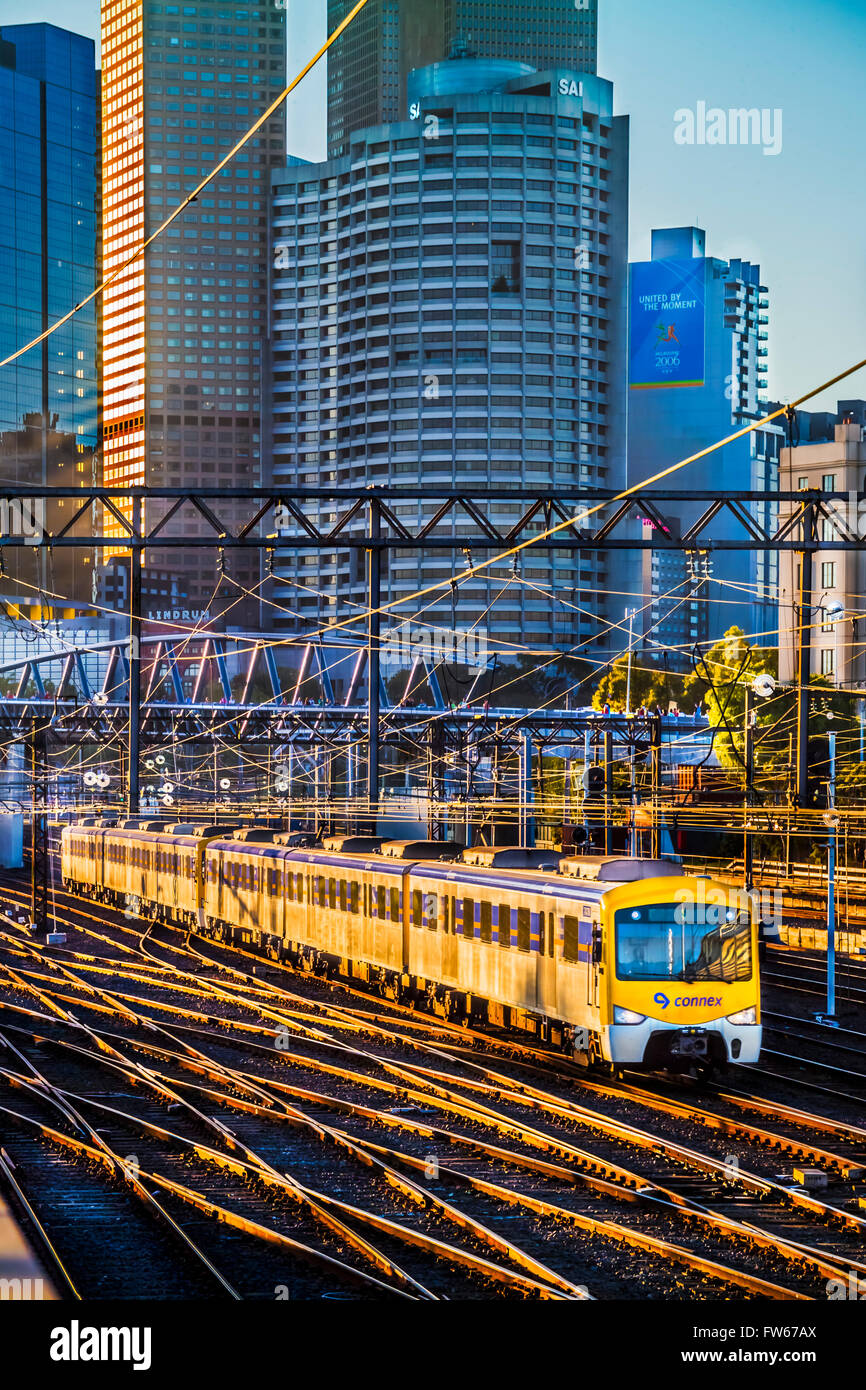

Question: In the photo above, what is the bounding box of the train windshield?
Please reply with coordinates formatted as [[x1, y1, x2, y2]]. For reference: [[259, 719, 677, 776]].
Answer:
[[614, 903, 752, 983]]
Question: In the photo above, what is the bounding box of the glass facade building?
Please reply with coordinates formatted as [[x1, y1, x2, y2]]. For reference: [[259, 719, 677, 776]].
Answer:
[[327, 0, 599, 159], [0, 25, 98, 610], [628, 227, 780, 658], [271, 58, 628, 654], [100, 0, 286, 620]]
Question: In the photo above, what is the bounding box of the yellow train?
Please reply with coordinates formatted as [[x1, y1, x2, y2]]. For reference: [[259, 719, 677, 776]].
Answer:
[[61, 822, 761, 1072]]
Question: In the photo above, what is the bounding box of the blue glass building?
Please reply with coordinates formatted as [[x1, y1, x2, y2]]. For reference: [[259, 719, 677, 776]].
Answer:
[[0, 24, 98, 608], [628, 227, 781, 660], [270, 56, 629, 657], [0, 24, 98, 473]]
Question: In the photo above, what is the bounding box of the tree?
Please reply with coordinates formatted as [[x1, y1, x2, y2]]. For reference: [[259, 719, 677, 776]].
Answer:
[[681, 626, 781, 772], [592, 656, 685, 713]]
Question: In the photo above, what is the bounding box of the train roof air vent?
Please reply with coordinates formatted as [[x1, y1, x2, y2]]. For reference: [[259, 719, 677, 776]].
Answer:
[[323, 835, 385, 854], [461, 847, 563, 871], [560, 856, 685, 882], [379, 840, 462, 861]]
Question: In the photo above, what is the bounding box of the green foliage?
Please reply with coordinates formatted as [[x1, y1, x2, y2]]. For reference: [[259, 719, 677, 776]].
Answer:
[[592, 656, 686, 713], [681, 627, 780, 771]]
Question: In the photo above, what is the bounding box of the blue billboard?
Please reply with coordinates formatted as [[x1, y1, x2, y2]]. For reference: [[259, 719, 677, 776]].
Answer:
[[629, 258, 706, 390]]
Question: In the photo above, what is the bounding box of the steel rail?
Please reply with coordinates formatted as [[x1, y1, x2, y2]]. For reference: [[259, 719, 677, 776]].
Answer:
[[0, 1144, 78, 1300], [6, 889, 866, 1278], [0, 1103, 416, 1302], [2, 980, 862, 1299]]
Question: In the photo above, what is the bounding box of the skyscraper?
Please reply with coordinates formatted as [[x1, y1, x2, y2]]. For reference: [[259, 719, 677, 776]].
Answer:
[[0, 23, 99, 610], [628, 227, 781, 659], [100, 0, 286, 621], [327, 0, 598, 159], [271, 56, 628, 658]]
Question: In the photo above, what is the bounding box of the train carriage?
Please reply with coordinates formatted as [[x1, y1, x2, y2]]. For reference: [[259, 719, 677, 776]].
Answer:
[[61, 820, 761, 1073], [60, 825, 104, 892], [204, 838, 297, 943], [286, 849, 408, 977]]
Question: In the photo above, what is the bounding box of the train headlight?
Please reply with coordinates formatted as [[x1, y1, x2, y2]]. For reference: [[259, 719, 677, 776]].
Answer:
[[726, 1007, 757, 1025], [613, 1006, 646, 1026]]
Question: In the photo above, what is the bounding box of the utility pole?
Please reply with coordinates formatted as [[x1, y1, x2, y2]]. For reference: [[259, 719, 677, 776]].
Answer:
[[744, 685, 754, 892], [650, 714, 662, 859], [583, 728, 591, 849], [30, 718, 49, 934], [796, 499, 815, 807], [628, 721, 637, 857], [520, 731, 536, 847], [624, 607, 637, 717], [785, 731, 793, 877], [820, 730, 838, 1026], [603, 727, 614, 854], [128, 492, 143, 815], [367, 498, 381, 833]]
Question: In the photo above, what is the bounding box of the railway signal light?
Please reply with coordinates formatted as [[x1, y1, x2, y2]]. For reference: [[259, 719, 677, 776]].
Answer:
[[582, 765, 605, 796]]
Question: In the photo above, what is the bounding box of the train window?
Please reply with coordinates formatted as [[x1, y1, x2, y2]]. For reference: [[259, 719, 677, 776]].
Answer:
[[563, 915, 581, 962], [480, 901, 492, 944], [328, 878, 336, 910], [549, 911, 555, 958], [498, 905, 511, 949], [318, 877, 327, 909], [412, 889, 423, 927], [517, 908, 531, 952], [390, 887, 400, 922], [339, 880, 347, 912], [443, 897, 451, 934], [285, 872, 293, 902], [376, 885, 386, 919], [349, 882, 360, 914], [462, 897, 475, 939], [537, 912, 546, 955], [425, 893, 438, 931]]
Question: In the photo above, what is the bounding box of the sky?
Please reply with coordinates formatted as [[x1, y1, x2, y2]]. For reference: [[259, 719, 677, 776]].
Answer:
[[2, 0, 864, 410]]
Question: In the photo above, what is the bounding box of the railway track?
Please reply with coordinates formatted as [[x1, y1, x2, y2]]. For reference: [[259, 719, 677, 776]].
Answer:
[[1, 874, 865, 1300], [763, 944, 866, 1008]]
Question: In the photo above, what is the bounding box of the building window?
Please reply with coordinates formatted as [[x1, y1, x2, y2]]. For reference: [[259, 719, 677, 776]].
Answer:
[[822, 473, 837, 491], [491, 240, 521, 293], [820, 648, 835, 676], [797, 476, 808, 489], [821, 562, 836, 589]]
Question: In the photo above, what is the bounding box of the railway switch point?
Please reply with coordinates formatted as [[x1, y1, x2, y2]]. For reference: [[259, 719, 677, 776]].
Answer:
[[793, 1168, 829, 1192]]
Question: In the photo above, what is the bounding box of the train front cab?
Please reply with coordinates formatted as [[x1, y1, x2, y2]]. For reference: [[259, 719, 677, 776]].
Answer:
[[600, 874, 761, 1070]]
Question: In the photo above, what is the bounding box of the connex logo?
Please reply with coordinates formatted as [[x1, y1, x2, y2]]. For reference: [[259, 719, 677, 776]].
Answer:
[[654, 991, 723, 1010]]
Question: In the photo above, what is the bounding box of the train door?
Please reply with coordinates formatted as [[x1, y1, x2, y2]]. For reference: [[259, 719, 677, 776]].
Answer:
[[441, 876, 458, 983], [535, 897, 557, 1014], [589, 907, 602, 1012], [562, 907, 595, 1015]]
